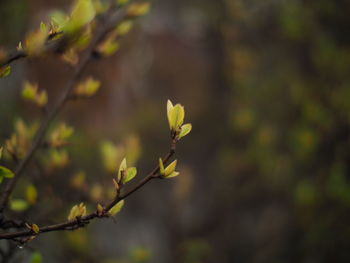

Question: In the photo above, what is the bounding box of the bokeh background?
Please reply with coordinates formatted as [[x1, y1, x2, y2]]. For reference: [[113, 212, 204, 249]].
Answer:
[[1, 0, 350, 262]]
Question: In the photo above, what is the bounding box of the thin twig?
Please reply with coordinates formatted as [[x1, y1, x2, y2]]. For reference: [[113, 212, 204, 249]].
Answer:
[[0, 6, 127, 212], [0, 139, 177, 240]]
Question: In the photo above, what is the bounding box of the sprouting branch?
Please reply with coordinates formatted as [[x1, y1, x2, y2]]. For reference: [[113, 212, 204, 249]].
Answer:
[[0, 138, 177, 241], [0, 5, 129, 212]]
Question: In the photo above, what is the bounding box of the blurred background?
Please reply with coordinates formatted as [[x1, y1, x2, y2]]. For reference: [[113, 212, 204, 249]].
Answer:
[[1, 0, 350, 262]]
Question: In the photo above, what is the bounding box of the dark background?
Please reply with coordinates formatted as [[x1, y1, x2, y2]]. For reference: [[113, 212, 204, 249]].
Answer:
[[1, 0, 350, 262]]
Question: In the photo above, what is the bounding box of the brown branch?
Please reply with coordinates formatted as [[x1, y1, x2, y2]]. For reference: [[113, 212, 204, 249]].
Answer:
[[0, 6, 128, 212], [0, 139, 177, 241], [0, 50, 27, 68]]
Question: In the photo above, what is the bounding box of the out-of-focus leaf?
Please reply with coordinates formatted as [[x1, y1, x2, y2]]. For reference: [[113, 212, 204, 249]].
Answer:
[[127, 2, 151, 17], [117, 0, 129, 6], [62, 48, 79, 65], [24, 26, 48, 55], [26, 184, 38, 205], [116, 21, 133, 36], [75, 77, 101, 97], [100, 141, 124, 173], [30, 252, 42, 263], [0, 166, 14, 179], [22, 81, 48, 107], [10, 199, 29, 212], [65, 0, 96, 33], [49, 123, 74, 147], [32, 224, 40, 234], [0, 66, 11, 78]]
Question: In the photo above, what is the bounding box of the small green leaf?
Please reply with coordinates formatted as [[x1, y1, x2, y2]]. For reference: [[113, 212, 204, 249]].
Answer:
[[10, 199, 29, 212], [40, 22, 47, 33], [50, 11, 69, 31], [165, 171, 179, 178], [65, 0, 96, 32], [123, 167, 137, 183], [167, 100, 185, 131], [109, 200, 124, 216], [167, 100, 174, 129], [127, 2, 151, 17], [36, 91, 48, 106], [164, 160, 177, 176], [75, 77, 101, 96], [22, 82, 37, 100], [159, 158, 165, 175], [26, 184, 38, 205], [178, 123, 192, 139], [117, 0, 129, 6], [30, 252, 42, 263], [32, 223, 40, 234], [118, 157, 127, 181], [116, 21, 133, 36], [0, 66, 11, 78], [0, 166, 14, 178]]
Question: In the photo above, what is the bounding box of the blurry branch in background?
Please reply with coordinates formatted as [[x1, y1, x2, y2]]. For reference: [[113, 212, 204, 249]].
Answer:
[[0, 0, 129, 212], [0, 100, 191, 242], [0, 135, 178, 242], [0, 0, 192, 251]]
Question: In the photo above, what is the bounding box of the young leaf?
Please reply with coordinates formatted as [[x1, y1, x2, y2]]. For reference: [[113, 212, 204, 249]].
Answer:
[[24, 26, 48, 55], [123, 167, 137, 183], [164, 160, 177, 176], [32, 224, 40, 234], [170, 105, 184, 129], [167, 100, 185, 131], [30, 252, 43, 263], [165, 171, 179, 178], [22, 82, 37, 100], [109, 200, 124, 216], [0, 66, 11, 78], [100, 140, 123, 173], [36, 90, 48, 107], [118, 157, 127, 181], [75, 77, 101, 97], [62, 48, 79, 65], [116, 21, 133, 36], [68, 203, 87, 220], [117, 0, 129, 6], [17, 42, 23, 51], [26, 184, 38, 205], [167, 100, 174, 129], [96, 37, 119, 57], [65, 0, 96, 32], [10, 199, 29, 212], [178, 123, 192, 139], [49, 123, 74, 147], [159, 158, 165, 175], [97, 203, 104, 215], [22, 81, 48, 107], [127, 3, 151, 17], [0, 166, 14, 179]]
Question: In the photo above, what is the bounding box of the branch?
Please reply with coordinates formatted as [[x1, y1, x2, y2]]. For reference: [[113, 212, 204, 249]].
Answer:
[[0, 6, 128, 212], [0, 139, 177, 241], [0, 50, 27, 68]]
